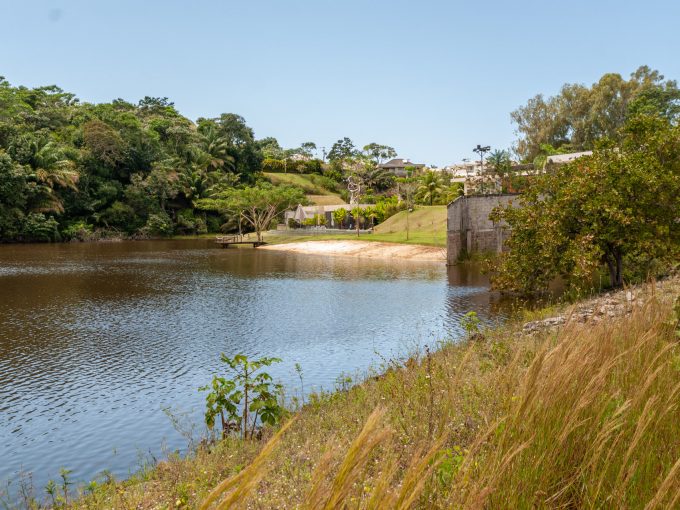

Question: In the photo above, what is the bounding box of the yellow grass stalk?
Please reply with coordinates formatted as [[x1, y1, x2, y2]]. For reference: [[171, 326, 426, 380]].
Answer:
[[304, 407, 391, 510], [198, 417, 296, 510], [644, 454, 680, 510]]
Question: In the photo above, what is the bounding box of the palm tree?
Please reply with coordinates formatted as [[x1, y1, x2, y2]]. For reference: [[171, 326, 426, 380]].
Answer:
[[356, 162, 394, 191], [26, 140, 79, 213], [416, 171, 443, 206], [201, 127, 235, 172], [364, 206, 379, 228]]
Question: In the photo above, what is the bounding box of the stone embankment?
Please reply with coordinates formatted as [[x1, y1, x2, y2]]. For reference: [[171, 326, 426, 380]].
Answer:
[[522, 274, 680, 334]]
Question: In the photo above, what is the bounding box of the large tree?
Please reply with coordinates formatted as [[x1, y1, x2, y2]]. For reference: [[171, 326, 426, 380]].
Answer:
[[362, 143, 396, 163], [327, 137, 357, 162], [512, 66, 680, 163], [490, 114, 680, 294], [196, 183, 304, 242]]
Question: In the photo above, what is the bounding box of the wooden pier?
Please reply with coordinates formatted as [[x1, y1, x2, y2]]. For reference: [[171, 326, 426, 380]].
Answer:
[[215, 235, 267, 248]]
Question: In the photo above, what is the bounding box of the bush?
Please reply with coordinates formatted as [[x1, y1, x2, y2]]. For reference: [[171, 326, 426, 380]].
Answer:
[[308, 174, 339, 193], [206, 215, 223, 233], [176, 208, 207, 235], [301, 159, 323, 174], [262, 158, 286, 173], [302, 214, 326, 226], [62, 221, 94, 241], [324, 161, 344, 181], [144, 211, 174, 236], [22, 213, 60, 242], [99, 201, 139, 232]]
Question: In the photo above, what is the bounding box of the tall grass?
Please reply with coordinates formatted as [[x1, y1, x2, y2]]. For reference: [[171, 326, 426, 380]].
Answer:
[[457, 295, 680, 508], [68, 280, 680, 509]]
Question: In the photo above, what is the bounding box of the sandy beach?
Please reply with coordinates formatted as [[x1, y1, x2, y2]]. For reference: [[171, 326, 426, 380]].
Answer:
[[259, 240, 446, 261]]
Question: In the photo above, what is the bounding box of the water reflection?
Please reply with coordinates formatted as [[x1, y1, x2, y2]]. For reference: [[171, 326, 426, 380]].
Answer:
[[0, 240, 509, 491]]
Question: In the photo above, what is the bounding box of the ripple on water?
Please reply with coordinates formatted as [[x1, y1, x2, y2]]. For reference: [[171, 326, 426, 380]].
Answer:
[[0, 240, 509, 492]]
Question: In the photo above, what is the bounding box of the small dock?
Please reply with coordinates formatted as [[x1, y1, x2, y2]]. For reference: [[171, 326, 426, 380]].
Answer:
[[215, 235, 267, 248]]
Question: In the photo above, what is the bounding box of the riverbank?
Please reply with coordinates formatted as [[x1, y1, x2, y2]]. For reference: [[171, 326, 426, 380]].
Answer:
[[61, 274, 680, 509], [259, 239, 445, 261]]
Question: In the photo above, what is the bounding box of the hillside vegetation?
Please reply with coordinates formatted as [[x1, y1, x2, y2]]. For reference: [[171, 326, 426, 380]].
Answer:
[[263, 173, 346, 205], [64, 276, 680, 509]]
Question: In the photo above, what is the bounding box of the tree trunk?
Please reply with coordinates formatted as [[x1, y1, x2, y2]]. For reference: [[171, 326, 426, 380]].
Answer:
[[605, 249, 624, 287]]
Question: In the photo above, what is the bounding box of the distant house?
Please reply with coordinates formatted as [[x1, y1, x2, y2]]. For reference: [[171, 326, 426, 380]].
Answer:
[[284, 204, 373, 228], [378, 158, 425, 177], [545, 151, 593, 168]]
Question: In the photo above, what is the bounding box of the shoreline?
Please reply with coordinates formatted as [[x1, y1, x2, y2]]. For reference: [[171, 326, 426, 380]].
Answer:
[[258, 239, 446, 261], [65, 274, 680, 508]]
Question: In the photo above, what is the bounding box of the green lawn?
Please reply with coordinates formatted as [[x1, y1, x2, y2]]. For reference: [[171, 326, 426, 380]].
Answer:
[[174, 206, 447, 248], [369, 205, 447, 246]]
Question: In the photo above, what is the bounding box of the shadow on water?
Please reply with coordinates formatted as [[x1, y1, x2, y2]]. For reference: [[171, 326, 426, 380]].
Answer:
[[0, 239, 514, 494]]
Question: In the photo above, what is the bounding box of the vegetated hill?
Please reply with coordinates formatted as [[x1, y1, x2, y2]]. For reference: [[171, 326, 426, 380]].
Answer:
[[70, 276, 680, 509], [263, 173, 346, 205], [370, 205, 447, 246]]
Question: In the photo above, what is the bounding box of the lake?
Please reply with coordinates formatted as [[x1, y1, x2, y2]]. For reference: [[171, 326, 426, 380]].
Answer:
[[0, 240, 510, 492]]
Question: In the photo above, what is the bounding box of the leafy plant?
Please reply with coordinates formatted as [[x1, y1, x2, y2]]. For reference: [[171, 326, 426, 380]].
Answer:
[[200, 354, 285, 440], [460, 311, 481, 337]]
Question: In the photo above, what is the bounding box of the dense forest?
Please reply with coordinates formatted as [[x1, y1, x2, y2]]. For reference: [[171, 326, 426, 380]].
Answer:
[[0, 77, 275, 241], [0, 77, 463, 242]]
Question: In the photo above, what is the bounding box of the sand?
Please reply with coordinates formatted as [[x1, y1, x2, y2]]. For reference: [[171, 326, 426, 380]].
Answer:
[[259, 240, 445, 261]]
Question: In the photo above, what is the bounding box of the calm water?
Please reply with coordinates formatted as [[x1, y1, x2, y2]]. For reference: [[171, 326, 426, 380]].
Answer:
[[0, 240, 509, 490]]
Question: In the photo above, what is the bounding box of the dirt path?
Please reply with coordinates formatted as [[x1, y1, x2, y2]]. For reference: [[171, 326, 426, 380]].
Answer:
[[259, 240, 445, 261]]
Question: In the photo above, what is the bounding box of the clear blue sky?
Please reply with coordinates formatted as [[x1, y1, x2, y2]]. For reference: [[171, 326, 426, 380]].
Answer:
[[1, 0, 679, 166]]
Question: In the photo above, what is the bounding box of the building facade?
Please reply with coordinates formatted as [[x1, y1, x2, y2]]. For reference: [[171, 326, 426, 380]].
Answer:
[[446, 194, 518, 265]]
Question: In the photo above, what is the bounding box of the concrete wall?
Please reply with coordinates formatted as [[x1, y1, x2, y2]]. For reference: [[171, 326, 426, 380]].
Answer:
[[447, 194, 518, 265]]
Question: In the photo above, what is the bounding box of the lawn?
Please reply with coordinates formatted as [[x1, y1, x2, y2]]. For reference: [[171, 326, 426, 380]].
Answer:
[[369, 205, 447, 247]]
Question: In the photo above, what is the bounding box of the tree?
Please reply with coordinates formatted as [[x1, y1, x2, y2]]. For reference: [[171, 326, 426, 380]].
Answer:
[[350, 206, 364, 237], [24, 140, 79, 214], [490, 114, 680, 294], [332, 207, 347, 228], [512, 66, 680, 162], [196, 183, 305, 242], [362, 143, 396, 163], [299, 142, 317, 158], [327, 137, 356, 162], [257, 137, 284, 159], [355, 160, 394, 191], [416, 170, 443, 205]]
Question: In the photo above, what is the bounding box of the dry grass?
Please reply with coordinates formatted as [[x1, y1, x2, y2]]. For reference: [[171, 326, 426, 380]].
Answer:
[[67, 280, 680, 509]]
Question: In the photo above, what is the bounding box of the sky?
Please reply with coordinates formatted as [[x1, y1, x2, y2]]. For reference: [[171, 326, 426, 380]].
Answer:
[[1, 0, 679, 166]]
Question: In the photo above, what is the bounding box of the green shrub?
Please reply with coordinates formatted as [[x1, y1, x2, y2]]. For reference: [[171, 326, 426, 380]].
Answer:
[[144, 211, 174, 236], [22, 213, 60, 242], [62, 221, 94, 241], [99, 201, 139, 232], [302, 214, 326, 226]]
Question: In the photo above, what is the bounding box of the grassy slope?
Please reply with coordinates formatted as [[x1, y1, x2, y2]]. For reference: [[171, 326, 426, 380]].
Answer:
[[263, 172, 346, 206], [257, 206, 447, 248], [70, 278, 680, 509], [370, 205, 446, 247]]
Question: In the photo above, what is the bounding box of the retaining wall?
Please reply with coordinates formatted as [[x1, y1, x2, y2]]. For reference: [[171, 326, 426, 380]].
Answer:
[[447, 194, 518, 265]]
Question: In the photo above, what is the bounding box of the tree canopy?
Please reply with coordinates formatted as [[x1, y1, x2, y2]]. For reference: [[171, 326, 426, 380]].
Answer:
[[512, 66, 680, 163], [490, 113, 680, 295], [196, 183, 305, 242]]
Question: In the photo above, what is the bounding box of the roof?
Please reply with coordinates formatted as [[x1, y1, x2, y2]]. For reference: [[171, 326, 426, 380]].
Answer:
[[546, 151, 593, 164], [294, 204, 371, 212], [379, 158, 425, 168]]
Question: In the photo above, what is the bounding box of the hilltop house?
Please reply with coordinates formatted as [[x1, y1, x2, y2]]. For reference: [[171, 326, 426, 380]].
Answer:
[[378, 158, 425, 177]]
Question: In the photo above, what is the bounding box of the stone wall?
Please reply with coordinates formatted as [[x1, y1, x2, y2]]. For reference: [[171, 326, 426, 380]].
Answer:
[[446, 194, 518, 265]]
